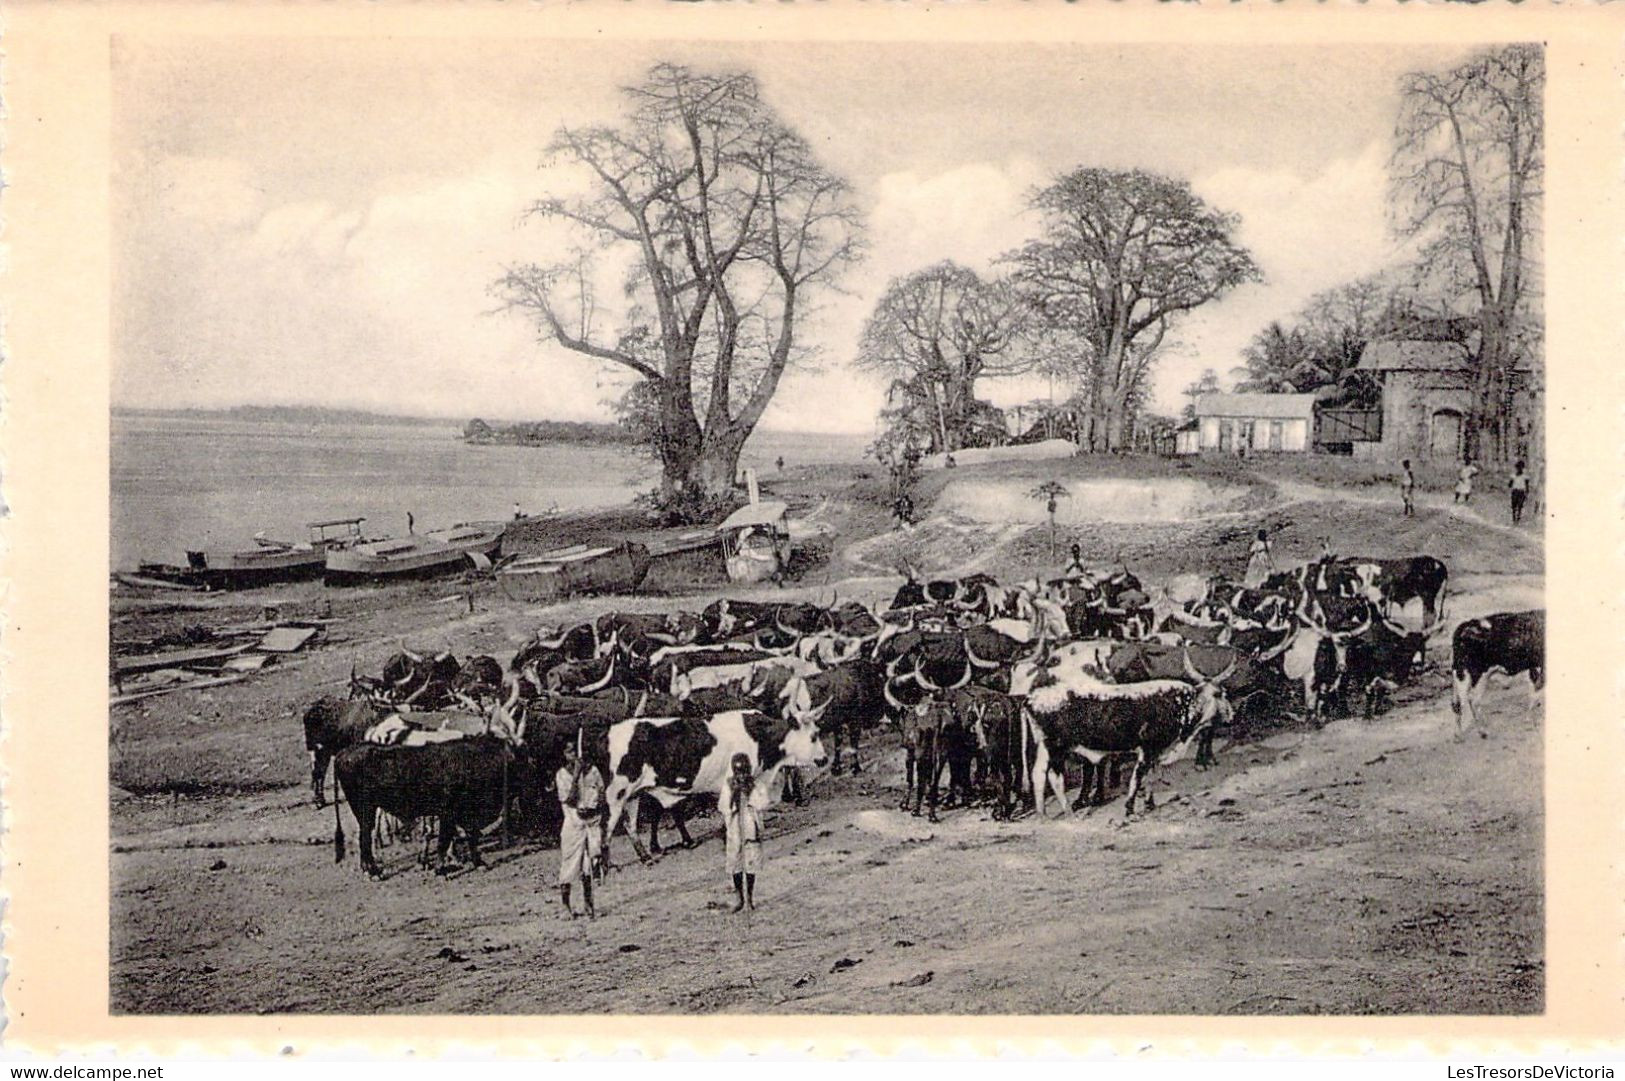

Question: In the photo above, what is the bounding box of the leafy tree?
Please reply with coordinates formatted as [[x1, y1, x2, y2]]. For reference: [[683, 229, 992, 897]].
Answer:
[[856, 262, 1032, 453], [1392, 44, 1542, 463], [495, 63, 864, 520], [1008, 168, 1259, 452], [1232, 322, 1318, 393]]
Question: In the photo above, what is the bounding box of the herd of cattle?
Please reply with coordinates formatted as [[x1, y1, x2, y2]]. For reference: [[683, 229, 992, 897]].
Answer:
[[302, 555, 1544, 879]]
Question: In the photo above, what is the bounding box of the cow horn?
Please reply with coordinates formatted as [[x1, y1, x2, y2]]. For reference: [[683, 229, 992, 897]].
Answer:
[[1180, 650, 1204, 683], [913, 664, 941, 694], [1257, 626, 1298, 663], [581, 654, 616, 694], [883, 678, 907, 713], [1211, 658, 1238, 686], [963, 632, 998, 670], [1333, 615, 1371, 642], [945, 661, 972, 691]]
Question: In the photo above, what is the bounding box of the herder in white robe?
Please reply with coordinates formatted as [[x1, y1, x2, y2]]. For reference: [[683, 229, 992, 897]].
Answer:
[[719, 753, 767, 913], [555, 740, 604, 919]]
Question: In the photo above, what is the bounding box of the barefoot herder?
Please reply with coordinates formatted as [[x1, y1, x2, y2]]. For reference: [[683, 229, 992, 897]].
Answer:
[[556, 738, 604, 919], [719, 753, 765, 913]]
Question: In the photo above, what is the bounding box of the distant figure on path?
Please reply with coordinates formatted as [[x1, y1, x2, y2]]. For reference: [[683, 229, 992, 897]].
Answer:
[[1509, 460, 1530, 524], [1399, 459, 1416, 518], [555, 740, 604, 920], [1454, 460, 1480, 504], [719, 753, 765, 913], [1064, 542, 1088, 577], [944, 452, 957, 469], [513, 501, 523, 520], [775, 455, 785, 473], [407, 511, 415, 534], [1243, 529, 1274, 588]]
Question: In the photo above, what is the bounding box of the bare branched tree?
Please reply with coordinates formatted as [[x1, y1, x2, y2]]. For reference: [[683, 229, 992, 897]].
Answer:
[[855, 262, 1034, 453], [1007, 168, 1259, 452], [494, 62, 864, 519], [1392, 44, 1543, 464]]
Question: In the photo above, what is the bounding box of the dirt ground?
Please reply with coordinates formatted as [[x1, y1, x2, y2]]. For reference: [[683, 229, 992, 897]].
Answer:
[[109, 455, 1544, 1014]]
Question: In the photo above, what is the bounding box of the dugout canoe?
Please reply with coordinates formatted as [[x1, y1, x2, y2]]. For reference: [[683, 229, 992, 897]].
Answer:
[[495, 540, 651, 603]]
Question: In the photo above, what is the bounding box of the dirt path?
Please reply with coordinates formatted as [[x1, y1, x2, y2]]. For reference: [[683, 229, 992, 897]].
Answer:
[[111, 665, 1540, 1014]]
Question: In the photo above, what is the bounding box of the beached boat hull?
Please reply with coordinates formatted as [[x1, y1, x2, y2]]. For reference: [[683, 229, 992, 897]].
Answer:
[[183, 548, 328, 591], [495, 541, 651, 603], [323, 525, 503, 586]]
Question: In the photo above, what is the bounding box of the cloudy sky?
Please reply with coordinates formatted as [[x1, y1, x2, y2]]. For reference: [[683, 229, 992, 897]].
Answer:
[[113, 38, 1468, 433]]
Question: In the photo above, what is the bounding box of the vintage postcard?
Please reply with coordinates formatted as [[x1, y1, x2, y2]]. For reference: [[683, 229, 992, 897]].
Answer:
[[2, 0, 1621, 1056]]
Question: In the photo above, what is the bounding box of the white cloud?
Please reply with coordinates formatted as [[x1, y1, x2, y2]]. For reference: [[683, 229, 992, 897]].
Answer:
[[1146, 140, 1405, 411]]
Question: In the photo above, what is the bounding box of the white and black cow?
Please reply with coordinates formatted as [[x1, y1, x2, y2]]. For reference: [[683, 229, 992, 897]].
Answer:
[[1013, 660, 1232, 818], [1451, 610, 1544, 735], [1340, 556, 1449, 624], [600, 710, 827, 863]]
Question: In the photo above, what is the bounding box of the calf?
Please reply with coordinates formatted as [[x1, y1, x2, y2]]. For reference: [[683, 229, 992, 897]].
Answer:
[[1451, 610, 1544, 735]]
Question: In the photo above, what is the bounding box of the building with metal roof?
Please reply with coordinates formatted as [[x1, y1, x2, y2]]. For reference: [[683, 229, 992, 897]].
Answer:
[[1182, 393, 1317, 454]]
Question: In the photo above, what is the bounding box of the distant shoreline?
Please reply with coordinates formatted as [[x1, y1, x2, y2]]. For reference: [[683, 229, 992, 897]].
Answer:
[[112, 405, 872, 442], [114, 404, 456, 428]]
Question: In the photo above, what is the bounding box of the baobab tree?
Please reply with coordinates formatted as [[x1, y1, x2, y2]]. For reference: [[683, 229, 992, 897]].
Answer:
[[1392, 44, 1543, 465], [495, 63, 864, 519], [1008, 168, 1259, 452], [856, 262, 1035, 454]]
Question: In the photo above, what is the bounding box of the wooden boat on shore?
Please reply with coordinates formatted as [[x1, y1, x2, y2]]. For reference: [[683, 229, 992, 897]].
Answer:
[[134, 518, 368, 592], [495, 541, 651, 603], [324, 521, 503, 586]]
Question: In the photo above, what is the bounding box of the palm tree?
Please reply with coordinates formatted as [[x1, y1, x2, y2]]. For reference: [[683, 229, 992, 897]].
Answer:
[[1029, 480, 1071, 560]]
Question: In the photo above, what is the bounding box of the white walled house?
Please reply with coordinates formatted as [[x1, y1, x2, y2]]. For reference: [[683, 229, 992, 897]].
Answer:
[[1188, 393, 1317, 454]]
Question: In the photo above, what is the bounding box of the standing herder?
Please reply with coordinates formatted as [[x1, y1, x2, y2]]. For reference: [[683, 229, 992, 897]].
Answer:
[[1243, 529, 1274, 588], [1064, 542, 1088, 578], [1509, 460, 1531, 524], [719, 753, 766, 913], [1454, 460, 1480, 504], [555, 739, 605, 919], [1399, 459, 1416, 518]]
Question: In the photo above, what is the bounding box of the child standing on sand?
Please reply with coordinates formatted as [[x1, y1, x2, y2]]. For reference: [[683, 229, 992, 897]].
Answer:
[[719, 753, 765, 913], [1454, 460, 1480, 504], [1509, 460, 1531, 524]]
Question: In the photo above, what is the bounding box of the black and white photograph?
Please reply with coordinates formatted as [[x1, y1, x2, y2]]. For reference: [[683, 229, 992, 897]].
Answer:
[[104, 34, 1547, 1017]]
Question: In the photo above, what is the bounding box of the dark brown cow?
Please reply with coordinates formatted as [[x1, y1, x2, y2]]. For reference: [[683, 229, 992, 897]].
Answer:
[[333, 736, 515, 878]]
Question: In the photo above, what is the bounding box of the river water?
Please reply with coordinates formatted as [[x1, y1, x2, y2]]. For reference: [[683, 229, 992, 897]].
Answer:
[[111, 413, 869, 568]]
